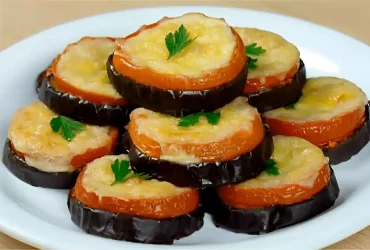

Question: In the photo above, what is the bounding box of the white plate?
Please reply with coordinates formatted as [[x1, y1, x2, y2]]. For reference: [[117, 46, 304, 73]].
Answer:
[[1, 6, 370, 250]]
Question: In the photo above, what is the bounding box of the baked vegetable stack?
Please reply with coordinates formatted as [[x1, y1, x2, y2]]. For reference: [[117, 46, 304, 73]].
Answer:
[[38, 37, 133, 126], [235, 28, 307, 112], [107, 13, 248, 116], [207, 135, 339, 234], [68, 154, 203, 244], [263, 77, 370, 164], [108, 13, 273, 189], [3, 102, 118, 189]]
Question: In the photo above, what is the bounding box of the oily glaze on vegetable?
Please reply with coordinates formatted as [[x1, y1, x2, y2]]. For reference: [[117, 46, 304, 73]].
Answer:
[[108, 13, 247, 116], [68, 155, 204, 244]]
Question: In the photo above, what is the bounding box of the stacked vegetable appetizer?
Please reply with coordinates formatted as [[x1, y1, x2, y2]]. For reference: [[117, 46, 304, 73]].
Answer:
[[3, 11, 369, 244]]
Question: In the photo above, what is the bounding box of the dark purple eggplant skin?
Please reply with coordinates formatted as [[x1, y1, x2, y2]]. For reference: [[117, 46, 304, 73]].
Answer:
[[128, 131, 273, 188], [67, 195, 204, 244], [106, 54, 248, 117], [209, 168, 339, 234], [38, 75, 134, 126], [36, 70, 47, 94], [2, 139, 79, 189], [323, 104, 370, 165], [246, 59, 306, 113]]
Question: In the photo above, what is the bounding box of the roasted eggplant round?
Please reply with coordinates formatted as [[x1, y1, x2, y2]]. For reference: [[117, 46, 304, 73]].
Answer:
[[2, 139, 79, 189], [247, 59, 306, 112], [208, 135, 339, 234], [264, 77, 369, 164], [127, 97, 273, 188], [108, 13, 247, 117], [322, 103, 370, 165], [68, 154, 204, 244], [4, 102, 118, 188], [234, 27, 304, 112], [38, 76, 133, 126], [37, 37, 133, 126], [210, 169, 339, 234], [129, 132, 272, 188]]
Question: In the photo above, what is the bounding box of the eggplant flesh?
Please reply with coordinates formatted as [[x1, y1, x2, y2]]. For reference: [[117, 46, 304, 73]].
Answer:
[[106, 54, 248, 117], [2, 139, 79, 189], [67, 195, 204, 244], [209, 168, 339, 234], [246, 59, 306, 113], [128, 131, 273, 188], [38, 75, 134, 126], [323, 104, 370, 165]]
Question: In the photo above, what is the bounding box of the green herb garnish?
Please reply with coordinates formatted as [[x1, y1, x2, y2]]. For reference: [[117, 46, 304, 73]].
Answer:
[[111, 159, 151, 186], [50, 115, 84, 141], [284, 103, 296, 109], [284, 95, 305, 109], [178, 111, 221, 127], [245, 43, 266, 55], [245, 43, 266, 69], [165, 24, 197, 60], [248, 57, 258, 69], [265, 159, 280, 176]]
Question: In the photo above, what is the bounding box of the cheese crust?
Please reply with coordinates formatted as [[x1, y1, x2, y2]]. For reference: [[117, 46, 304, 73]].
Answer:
[[116, 13, 236, 77], [82, 155, 191, 200], [236, 135, 329, 189], [130, 97, 259, 164], [263, 77, 368, 122], [234, 27, 300, 80], [55, 37, 121, 99], [8, 102, 114, 172]]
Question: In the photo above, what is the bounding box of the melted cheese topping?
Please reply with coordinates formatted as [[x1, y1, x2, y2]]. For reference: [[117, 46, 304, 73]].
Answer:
[[264, 77, 368, 122], [237, 135, 328, 189], [8, 102, 113, 172], [234, 27, 299, 79], [116, 13, 236, 77], [130, 97, 259, 165], [56, 37, 121, 99], [82, 155, 191, 199]]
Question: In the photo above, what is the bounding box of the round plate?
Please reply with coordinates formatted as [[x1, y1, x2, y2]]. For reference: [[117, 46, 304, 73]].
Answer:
[[1, 6, 370, 250]]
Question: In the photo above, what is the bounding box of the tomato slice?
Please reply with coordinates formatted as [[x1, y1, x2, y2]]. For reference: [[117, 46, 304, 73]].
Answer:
[[70, 128, 118, 168], [264, 107, 365, 146], [127, 114, 265, 162], [244, 62, 299, 94], [218, 165, 330, 208], [113, 20, 246, 91], [51, 37, 125, 106], [72, 169, 200, 219], [11, 128, 118, 169]]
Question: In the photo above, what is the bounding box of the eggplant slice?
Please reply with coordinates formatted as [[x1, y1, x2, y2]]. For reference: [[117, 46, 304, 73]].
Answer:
[[323, 103, 370, 165], [68, 195, 204, 244], [38, 75, 134, 126], [106, 54, 248, 117], [246, 59, 306, 113], [209, 168, 339, 234], [128, 131, 273, 188], [2, 139, 79, 189]]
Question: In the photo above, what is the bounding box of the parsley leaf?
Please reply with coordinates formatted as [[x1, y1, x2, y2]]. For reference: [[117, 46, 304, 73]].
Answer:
[[245, 43, 266, 55], [245, 43, 266, 69], [50, 115, 84, 141], [284, 103, 296, 109], [205, 112, 221, 125], [165, 24, 197, 60], [111, 159, 151, 186], [248, 57, 258, 69], [178, 112, 221, 127], [284, 95, 305, 109], [265, 159, 280, 176]]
